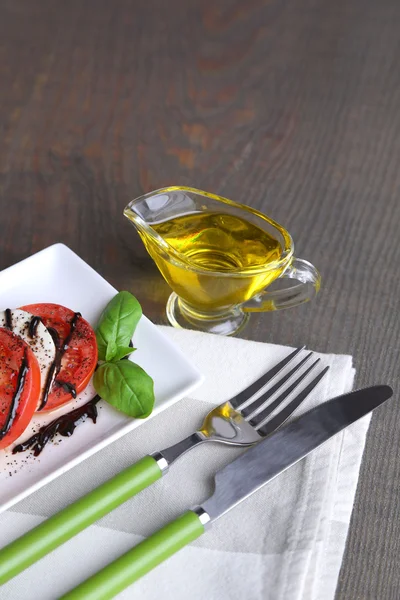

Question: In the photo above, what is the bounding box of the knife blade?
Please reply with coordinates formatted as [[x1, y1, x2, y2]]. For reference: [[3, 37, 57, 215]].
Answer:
[[202, 384, 393, 521], [61, 384, 393, 600]]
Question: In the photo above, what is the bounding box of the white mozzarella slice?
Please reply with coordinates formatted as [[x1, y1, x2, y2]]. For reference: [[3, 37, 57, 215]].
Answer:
[[0, 309, 56, 406]]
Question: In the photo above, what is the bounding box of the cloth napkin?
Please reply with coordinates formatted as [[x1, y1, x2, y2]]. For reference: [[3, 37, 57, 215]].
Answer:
[[0, 328, 371, 600]]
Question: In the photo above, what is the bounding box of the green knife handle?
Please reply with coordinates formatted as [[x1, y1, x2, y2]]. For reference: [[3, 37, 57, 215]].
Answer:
[[0, 455, 162, 586], [60, 511, 205, 600]]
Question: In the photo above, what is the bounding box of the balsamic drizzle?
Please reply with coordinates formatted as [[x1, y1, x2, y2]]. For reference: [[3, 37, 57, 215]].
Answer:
[[12, 396, 100, 456], [28, 316, 42, 338], [0, 349, 29, 441], [38, 312, 81, 411], [39, 360, 60, 411], [62, 312, 81, 352], [4, 308, 12, 330], [47, 327, 60, 348], [55, 380, 77, 398]]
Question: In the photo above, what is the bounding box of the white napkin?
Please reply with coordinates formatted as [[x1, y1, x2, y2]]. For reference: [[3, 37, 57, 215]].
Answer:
[[0, 328, 371, 600]]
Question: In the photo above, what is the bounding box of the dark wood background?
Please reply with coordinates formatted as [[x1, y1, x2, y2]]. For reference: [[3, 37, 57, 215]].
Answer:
[[1, 0, 399, 597]]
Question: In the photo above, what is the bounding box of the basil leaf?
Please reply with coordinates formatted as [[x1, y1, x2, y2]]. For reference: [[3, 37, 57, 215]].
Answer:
[[94, 360, 155, 418], [105, 340, 117, 362], [96, 291, 142, 361], [110, 346, 136, 362]]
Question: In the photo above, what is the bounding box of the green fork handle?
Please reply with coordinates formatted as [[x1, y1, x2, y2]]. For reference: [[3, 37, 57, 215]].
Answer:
[[60, 511, 205, 600], [0, 455, 162, 586]]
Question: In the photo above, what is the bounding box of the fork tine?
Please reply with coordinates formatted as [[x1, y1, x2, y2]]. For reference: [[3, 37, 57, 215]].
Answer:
[[229, 347, 305, 410], [248, 359, 322, 428], [255, 365, 330, 437], [241, 352, 314, 418]]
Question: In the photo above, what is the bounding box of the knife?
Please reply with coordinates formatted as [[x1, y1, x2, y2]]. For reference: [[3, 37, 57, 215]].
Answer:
[[58, 384, 392, 600]]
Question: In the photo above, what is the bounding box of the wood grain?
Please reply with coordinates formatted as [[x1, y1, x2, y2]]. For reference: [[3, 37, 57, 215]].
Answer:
[[1, 0, 400, 597]]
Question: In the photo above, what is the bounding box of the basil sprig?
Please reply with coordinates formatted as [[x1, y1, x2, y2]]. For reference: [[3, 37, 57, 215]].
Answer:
[[96, 291, 142, 362], [94, 292, 155, 419]]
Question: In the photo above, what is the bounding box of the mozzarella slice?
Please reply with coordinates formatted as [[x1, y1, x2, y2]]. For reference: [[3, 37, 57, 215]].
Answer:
[[0, 309, 56, 407]]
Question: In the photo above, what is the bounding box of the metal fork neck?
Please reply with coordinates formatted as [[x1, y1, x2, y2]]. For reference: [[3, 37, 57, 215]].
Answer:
[[152, 432, 205, 472]]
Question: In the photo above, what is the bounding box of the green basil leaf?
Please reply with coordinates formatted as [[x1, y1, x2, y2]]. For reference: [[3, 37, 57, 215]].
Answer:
[[110, 346, 136, 362], [105, 340, 118, 362], [96, 291, 142, 361], [94, 360, 155, 418]]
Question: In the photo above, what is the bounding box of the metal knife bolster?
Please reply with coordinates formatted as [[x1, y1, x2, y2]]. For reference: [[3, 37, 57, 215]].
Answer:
[[192, 506, 212, 528], [195, 385, 393, 523]]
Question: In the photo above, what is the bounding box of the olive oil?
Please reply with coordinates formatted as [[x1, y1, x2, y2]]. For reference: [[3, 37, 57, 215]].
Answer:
[[124, 186, 319, 335], [142, 212, 285, 312]]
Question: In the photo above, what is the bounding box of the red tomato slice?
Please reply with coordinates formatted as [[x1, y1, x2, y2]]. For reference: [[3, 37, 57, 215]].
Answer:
[[21, 304, 98, 412], [0, 328, 41, 450]]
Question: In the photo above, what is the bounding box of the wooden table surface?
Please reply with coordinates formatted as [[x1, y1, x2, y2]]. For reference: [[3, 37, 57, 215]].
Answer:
[[1, 0, 399, 597]]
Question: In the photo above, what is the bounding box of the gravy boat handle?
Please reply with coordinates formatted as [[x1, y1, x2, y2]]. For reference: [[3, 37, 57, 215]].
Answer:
[[243, 258, 321, 312]]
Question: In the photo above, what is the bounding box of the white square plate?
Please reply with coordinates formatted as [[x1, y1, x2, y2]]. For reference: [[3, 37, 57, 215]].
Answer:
[[0, 244, 203, 513]]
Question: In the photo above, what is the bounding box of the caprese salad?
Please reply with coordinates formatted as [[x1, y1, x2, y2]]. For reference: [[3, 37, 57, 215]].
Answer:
[[0, 303, 98, 450], [0, 292, 155, 456]]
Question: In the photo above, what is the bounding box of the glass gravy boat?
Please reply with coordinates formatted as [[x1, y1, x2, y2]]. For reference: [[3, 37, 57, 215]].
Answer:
[[124, 186, 320, 335]]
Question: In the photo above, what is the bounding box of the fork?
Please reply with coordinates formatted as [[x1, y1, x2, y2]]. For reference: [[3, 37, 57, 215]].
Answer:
[[0, 348, 329, 586], [157, 347, 328, 466]]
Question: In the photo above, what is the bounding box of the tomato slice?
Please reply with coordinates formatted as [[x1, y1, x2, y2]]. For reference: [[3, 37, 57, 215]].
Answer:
[[0, 328, 41, 450], [21, 304, 98, 412]]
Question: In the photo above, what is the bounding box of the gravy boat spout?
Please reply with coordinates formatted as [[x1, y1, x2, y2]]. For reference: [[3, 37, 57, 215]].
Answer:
[[124, 187, 226, 271]]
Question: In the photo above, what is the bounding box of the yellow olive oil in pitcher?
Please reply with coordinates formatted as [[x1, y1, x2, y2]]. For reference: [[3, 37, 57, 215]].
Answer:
[[143, 212, 286, 313]]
